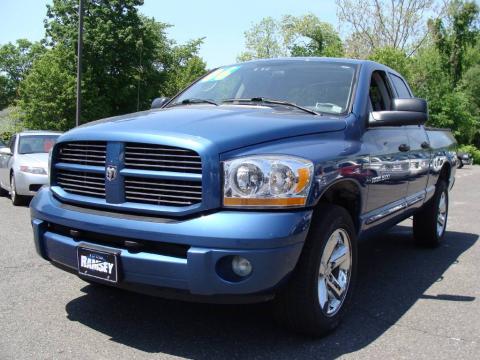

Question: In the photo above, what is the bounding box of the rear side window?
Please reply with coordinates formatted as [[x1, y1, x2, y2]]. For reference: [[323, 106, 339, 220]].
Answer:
[[390, 74, 411, 98]]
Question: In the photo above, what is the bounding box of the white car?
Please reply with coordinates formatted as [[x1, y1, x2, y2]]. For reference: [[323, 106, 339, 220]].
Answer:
[[0, 131, 61, 205]]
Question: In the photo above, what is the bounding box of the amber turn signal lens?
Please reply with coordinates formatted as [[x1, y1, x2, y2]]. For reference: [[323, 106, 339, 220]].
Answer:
[[295, 167, 311, 193]]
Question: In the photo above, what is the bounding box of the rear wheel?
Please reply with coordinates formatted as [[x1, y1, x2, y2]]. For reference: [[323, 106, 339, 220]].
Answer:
[[10, 174, 27, 206], [273, 204, 357, 337], [413, 180, 448, 247], [457, 159, 464, 168]]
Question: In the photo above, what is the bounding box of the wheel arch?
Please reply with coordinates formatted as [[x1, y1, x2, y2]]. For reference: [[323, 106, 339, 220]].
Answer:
[[439, 162, 451, 186], [313, 179, 363, 233]]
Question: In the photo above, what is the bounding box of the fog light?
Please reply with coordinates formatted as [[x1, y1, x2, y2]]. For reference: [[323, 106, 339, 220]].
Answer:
[[232, 256, 252, 277]]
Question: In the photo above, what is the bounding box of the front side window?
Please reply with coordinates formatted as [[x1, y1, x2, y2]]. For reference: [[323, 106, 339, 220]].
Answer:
[[369, 71, 393, 111], [18, 135, 59, 154], [170, 61, 358, 115]]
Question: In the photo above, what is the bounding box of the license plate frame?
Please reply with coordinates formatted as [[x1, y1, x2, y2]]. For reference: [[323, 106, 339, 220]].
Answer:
[[77, 246, 119, 283]]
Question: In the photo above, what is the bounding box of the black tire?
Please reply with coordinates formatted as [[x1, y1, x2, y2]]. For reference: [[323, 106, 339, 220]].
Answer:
[[273, 204, 357, 337], [10, 174, 27, 206], [0, 185, 8, 197], [457, 159, 464, 169], [413, 180, 448, 247]]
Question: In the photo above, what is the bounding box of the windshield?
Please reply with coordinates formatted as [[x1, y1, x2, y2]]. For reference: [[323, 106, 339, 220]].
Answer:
[[171, 60, 357, 115], [18, 135, 59, 154]]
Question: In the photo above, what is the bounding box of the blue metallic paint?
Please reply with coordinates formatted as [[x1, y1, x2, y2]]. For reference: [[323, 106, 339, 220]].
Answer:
[[30, 58, 457, 300]]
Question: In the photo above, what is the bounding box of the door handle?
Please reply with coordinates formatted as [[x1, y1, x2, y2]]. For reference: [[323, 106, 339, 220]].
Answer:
[[398, 144, 410, 152], [421, 141, 431, 149]]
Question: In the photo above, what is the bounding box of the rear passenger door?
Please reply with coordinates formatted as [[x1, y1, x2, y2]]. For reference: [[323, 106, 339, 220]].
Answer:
[[389, 73, 431, 204]]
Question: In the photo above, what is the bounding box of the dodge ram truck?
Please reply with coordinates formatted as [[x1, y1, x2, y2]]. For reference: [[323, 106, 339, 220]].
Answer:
[[30, 58, 456, 336]]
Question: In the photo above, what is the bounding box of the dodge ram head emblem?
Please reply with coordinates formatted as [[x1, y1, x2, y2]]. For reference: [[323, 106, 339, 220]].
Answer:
[[105, 165, 117, 182]]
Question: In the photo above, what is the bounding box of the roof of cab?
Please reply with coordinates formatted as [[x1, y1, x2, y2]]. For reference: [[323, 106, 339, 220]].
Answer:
[[231, 57, 401, 77]]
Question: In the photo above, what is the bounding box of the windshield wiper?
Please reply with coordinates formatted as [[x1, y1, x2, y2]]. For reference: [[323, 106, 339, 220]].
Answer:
[[170, 98, 219, 107], [222, 97, 320, 115]]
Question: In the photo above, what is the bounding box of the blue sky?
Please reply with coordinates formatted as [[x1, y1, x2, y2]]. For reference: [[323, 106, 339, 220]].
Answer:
[[0, 0, 338, 67]]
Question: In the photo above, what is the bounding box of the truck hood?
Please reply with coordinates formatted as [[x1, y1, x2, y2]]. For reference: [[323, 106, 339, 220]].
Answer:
[[61, 105, 346, 153]]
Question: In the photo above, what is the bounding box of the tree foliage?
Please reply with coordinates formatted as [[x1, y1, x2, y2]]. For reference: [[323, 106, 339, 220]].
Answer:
[[429, 0, 479, 86], [15, 0, 206, 131], [336, 0, 444, 57], [0, 39, 46, 109], [237, 14, 344, 61], [237, 17, 286, 61]]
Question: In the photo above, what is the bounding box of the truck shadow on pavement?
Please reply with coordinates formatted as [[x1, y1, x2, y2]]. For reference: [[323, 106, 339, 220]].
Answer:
[[65, 225, 478, 359]]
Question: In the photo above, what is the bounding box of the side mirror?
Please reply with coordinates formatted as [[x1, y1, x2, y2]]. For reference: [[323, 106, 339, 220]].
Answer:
[[369, 98, 428, 127], [0, 147, 12, 156], [151, 97, 170, 109]]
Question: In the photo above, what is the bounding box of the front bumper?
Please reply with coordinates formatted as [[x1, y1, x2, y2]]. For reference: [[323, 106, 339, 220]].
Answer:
[[30, 188, 312, 301], [15, 171, 48, 196]]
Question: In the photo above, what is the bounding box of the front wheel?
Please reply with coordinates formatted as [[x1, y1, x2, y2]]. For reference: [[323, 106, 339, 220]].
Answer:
[[10, 174, 27, 206], [273, 204, 357, 337], [413, 180, 448, 247]]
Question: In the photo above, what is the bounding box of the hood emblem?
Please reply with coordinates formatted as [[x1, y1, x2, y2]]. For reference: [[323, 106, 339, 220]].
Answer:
[[106, 165, 117, 182]]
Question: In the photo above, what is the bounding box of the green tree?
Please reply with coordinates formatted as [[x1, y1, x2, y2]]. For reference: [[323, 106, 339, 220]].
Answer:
[[368, 47, 412, 80], [0, 39, 46, 109], [281, 14, 344, 57], [237, 17, 286, 61], [410, 45, 478, 144], [429, 0, 479, 86], [237, 14, 344, 61], [18, 46, 77, 131], [18, 0, 206, 130]]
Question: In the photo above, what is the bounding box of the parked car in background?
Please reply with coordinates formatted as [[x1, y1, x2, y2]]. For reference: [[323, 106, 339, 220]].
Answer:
[[0, 131, 61, 205], [457, 152, 473, 168], [0, 140, 6, 148]]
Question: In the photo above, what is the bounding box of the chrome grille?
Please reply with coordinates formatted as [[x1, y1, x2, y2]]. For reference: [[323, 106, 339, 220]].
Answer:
[[55, 169, 105, 198], [58, 141, 106, 167], [125, 177, 202, 206], [124, 143, 201, 173]]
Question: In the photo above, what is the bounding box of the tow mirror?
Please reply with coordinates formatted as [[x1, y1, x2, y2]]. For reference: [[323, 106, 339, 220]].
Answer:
[[369, 98, 428, 127], [151, 97, 170, 109]]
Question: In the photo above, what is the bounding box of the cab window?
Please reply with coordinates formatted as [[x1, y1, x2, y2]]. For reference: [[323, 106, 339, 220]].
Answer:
[[390, 74, 412, 98], [369, 71, 393, 111]]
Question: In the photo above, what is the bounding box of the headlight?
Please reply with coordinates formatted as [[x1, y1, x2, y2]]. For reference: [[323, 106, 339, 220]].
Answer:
[[223, 156, 313, 208], [20, 166, 47, 175]]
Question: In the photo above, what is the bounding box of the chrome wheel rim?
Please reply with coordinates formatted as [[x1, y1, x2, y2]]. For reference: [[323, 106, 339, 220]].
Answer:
[[437, 191, 447, 237], [318, 228, 352, 317]]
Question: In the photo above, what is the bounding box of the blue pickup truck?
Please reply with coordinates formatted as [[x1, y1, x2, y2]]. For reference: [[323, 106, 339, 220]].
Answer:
[[30, 58, 456, 336]]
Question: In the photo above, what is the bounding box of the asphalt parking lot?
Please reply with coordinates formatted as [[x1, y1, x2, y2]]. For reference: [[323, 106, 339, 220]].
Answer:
[[0, 167, 479, 360]]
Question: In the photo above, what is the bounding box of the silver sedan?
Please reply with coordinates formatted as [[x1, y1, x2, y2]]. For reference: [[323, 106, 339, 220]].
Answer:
[[0, 131, 61, 205]]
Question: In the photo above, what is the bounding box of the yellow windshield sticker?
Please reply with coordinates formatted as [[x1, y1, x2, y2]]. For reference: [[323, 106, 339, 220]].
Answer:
[[201, 66, 240, 82]]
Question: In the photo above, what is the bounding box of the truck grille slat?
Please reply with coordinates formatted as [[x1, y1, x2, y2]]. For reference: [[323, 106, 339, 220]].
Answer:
[[125, 179, 201, 189], [125, 196, 194, 206], [54, 142, 203, 209], [124, 176, 202, 206], [124, 143, 201, 174], [125, 185, 201, 195], [58, 141, 107, 167]]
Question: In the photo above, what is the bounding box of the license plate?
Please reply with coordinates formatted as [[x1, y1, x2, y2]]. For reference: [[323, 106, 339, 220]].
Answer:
[[77, 247, 119, 283]]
